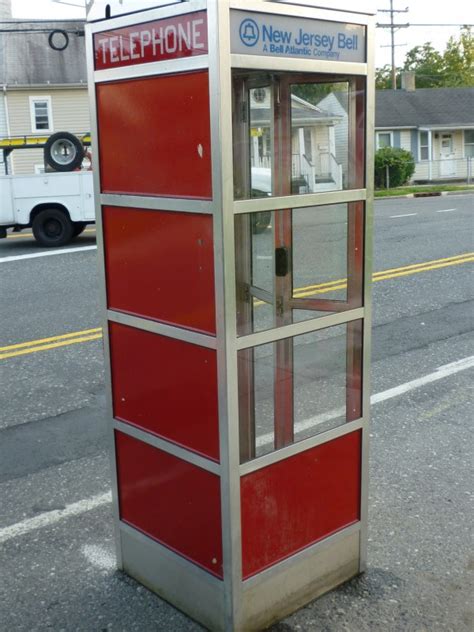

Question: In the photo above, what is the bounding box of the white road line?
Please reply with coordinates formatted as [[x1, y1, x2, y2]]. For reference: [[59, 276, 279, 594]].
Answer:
[[0, 492, 112, 544], [371, 355, 474, 404], [390, 213, 417, 218], [436, 208, 456, 213], [0, 355, 473, 544], [0, 245, 97, 264]]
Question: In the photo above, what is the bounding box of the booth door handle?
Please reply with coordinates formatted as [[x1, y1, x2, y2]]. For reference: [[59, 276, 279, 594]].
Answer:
[[275, 247, 289, 277]]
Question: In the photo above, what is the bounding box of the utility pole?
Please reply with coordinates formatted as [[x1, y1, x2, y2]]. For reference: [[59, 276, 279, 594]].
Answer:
[[377, 2, 409, 89]]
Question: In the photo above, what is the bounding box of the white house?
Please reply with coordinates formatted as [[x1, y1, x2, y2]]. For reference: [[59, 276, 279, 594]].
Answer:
[[375, 76, 474, 183], [0, 18, 90, 175], [248, 86, 345, 193]]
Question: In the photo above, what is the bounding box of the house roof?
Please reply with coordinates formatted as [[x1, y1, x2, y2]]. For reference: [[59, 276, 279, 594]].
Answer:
[[376, 88, 474, 129], [252, 95, 342, 127], [0, 20, 87, 86]]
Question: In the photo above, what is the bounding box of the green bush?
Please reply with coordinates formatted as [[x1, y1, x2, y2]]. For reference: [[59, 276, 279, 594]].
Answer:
[[374, 147, 415, 189]]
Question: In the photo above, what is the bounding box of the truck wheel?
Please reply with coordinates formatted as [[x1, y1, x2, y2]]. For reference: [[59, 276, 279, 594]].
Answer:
[[72, 222, 87, 237], [44, 132, 84, 172], [32, 209, 74, 247]]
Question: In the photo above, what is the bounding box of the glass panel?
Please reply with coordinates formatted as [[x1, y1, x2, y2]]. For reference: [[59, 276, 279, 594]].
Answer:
[[249, 86, 272, 198], [233, 72, 365, 199], [251, 211, 273, 292], [465, 130, 474, 144], [235, 203, 364, 336], [292, 204, 347, 302], [420, 131, 428, 145], [291, 82, 349, 192], [420, 146, 429, 161], [34, 102, 49, 129], [238, 322, 363, 462], [378, 133, 391, 148]]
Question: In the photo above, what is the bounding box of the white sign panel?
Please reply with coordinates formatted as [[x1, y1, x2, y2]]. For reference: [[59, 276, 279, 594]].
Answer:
[[231, 10, 366, 63]]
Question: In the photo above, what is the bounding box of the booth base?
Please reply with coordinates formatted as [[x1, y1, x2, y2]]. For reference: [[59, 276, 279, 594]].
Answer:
[[119, 522, 361, 631]]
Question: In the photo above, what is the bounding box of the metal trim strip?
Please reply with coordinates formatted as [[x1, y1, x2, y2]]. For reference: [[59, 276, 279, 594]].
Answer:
[[114, 420, 221, 474], [359, 14, 376, 574], [234, 188, 367, 213], [94, 55, 209, 84], [100, 193, 214, 214], [85, 22, 124, 569], [107, 310, 217, 350], [236, 307, 365, 350], [119, 521, 225, 631], [242, 521, 361, 589], [231, 54, 367, 76], [239, 418, 365, 475], [229, 1, 373, 24], [89, 0, 208, 34], [208, 0, 244, 627]]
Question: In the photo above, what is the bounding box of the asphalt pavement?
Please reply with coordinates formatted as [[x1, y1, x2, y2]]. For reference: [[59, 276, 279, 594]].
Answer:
[[0, 195, 473, 631]]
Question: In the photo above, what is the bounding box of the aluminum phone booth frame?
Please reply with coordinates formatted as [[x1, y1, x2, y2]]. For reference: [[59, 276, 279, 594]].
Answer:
[[86, 1, 375, 629]]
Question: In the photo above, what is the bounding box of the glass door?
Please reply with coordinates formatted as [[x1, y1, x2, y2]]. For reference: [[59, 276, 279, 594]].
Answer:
[[233, 71, 365, 462]]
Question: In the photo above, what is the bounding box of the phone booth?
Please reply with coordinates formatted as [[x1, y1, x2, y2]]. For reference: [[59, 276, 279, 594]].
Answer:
[[86, 1, 375, 629]]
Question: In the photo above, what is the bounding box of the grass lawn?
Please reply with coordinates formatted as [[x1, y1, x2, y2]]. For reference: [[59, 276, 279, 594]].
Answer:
[[375, 184, 474, 198]]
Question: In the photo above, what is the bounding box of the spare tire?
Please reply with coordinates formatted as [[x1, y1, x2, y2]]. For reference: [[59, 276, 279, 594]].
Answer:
[[44, 132, 84, 172]]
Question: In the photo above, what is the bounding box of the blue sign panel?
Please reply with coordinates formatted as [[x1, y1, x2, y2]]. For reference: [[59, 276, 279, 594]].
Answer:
[[231, 10, 366, 63]]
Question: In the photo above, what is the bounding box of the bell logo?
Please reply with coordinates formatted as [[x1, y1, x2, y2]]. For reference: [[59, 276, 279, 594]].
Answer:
[[239, 18, 259, 47]]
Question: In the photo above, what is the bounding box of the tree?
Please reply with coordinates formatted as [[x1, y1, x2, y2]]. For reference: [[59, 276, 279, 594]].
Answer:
[[376, 26, 474, 89], [374, 147, 415, 188], [402, 43, 444, 88], [442, 27, 474, 86], [376, 64, 401, 89]]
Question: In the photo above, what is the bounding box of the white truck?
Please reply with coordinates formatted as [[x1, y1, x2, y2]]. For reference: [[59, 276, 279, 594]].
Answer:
[[0, 171, 95, 247], [0, 132, 95, 247]]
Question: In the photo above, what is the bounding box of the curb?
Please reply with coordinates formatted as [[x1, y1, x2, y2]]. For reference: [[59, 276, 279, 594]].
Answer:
[[375, 189, 474, 200]]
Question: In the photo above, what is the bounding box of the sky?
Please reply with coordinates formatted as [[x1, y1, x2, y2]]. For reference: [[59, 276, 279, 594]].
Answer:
[[10, 0, 474, 68]]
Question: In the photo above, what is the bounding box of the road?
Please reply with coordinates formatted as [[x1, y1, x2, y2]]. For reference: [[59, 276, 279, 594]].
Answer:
[[0, 194, 473, 631]]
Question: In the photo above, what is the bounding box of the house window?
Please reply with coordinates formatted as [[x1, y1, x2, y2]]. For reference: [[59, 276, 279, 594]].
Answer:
[[419, 131, 430, 161], [30, 96, 53, 133], [376, 132, 392, 149], [464, 130, 474, 158]]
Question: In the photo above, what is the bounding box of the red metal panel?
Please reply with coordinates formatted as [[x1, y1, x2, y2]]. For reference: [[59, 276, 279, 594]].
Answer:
[[103, 206, 216, 334], [96, 72, 212, 199], [241, 431, 361, 578], [116, 431, 223, 578], [94, 11, 208, 71], [109, 322, 219, 461]]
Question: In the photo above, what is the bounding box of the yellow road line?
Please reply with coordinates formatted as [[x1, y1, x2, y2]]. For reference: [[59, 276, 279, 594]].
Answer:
[[0, 327, 102, 352], [0, 334, 103, 360], [293, 255, 474, 299], [1, 252, 473, 361], [6, 228, 96, 240], [373, 256, 474, 282], [372, 252, 473, 277], [294, 252, 474, 295]]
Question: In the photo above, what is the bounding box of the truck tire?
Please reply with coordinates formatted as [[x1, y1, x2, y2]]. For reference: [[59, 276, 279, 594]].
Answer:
[[44, 132, 84, 172], [32, 208, 74, 247], [72, 222, 87, 237]]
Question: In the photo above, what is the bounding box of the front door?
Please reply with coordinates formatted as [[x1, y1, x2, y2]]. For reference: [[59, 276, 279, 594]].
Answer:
[[439, 133, 455, 176]]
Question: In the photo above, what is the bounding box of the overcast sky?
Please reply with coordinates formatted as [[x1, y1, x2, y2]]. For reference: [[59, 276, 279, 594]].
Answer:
[[10, 0, 474, 68]]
